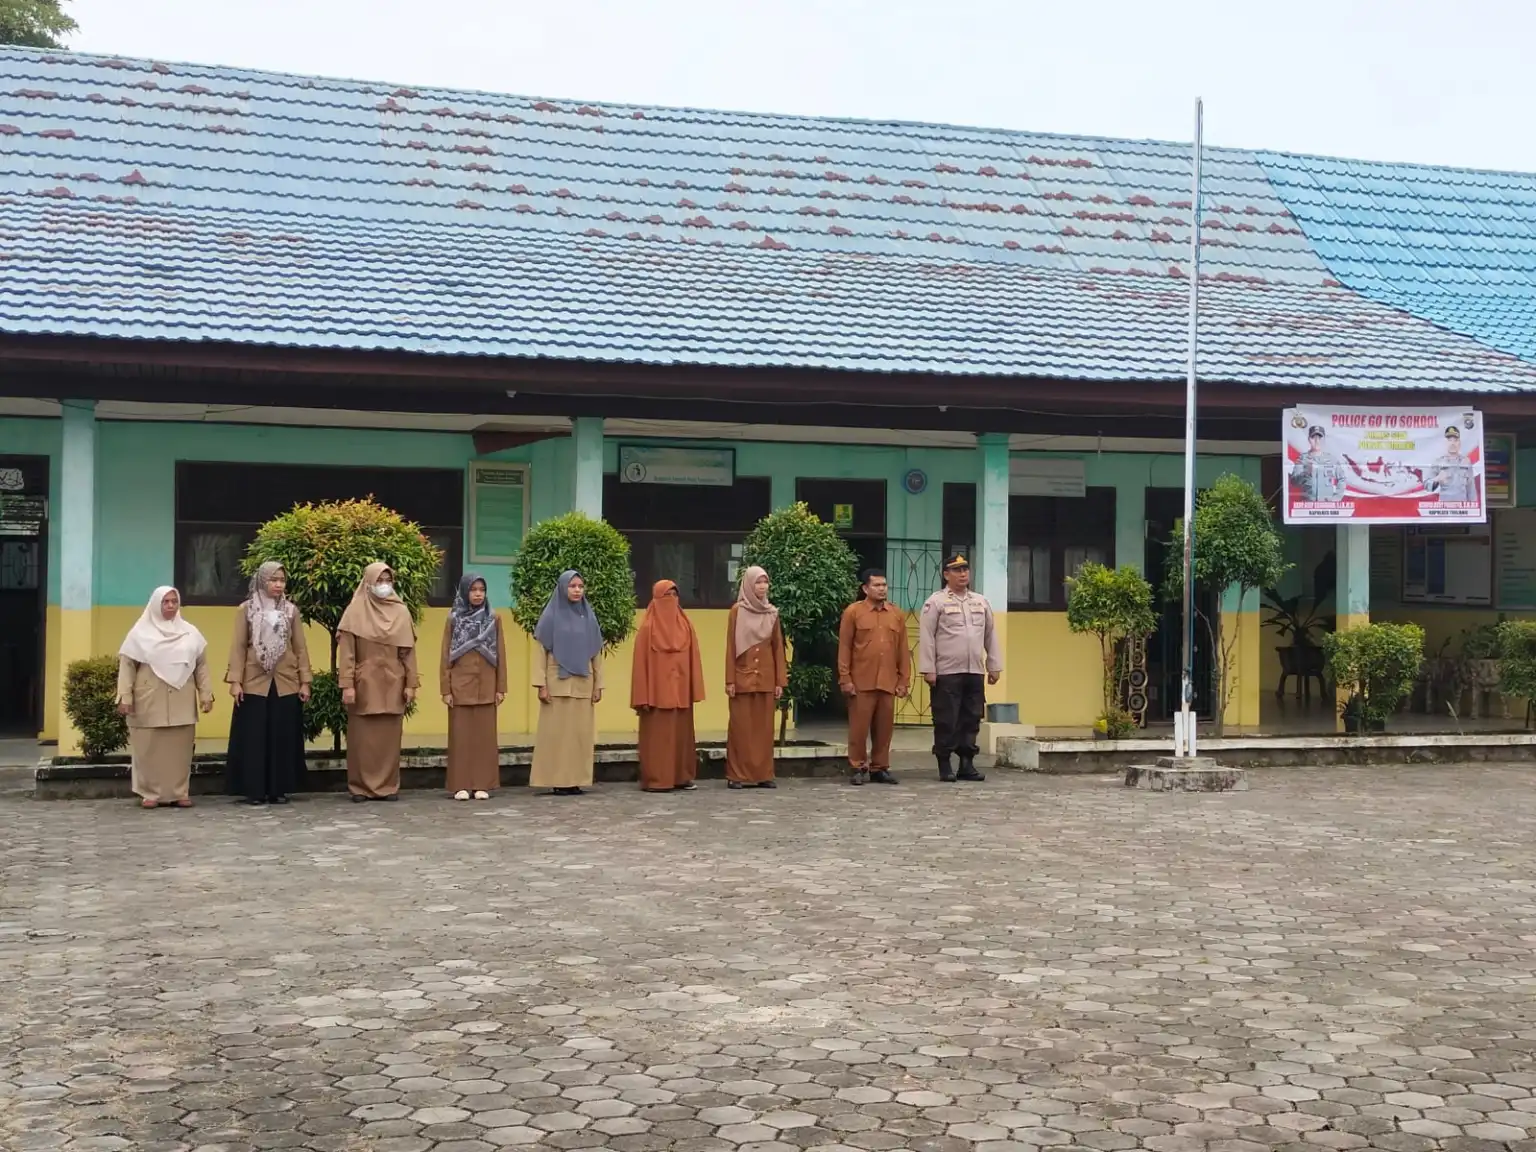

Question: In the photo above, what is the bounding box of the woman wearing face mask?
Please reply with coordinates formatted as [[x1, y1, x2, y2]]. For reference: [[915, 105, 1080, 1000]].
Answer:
[[225, 561, 312, 806], [530, 569, 604, 796], [440, 573, 506, 800], [117, 585, 215, 809], [337, 562, 419, 802], [724, 565, 785, 789]]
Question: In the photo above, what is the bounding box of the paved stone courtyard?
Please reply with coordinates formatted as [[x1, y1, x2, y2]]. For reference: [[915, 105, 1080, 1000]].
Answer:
[[6, 764, 1536, 1152]]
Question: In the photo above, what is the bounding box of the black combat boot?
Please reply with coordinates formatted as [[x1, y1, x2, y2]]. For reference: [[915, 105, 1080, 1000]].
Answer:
[[957, 753, 985, 782], [937, 754, 956, 782]]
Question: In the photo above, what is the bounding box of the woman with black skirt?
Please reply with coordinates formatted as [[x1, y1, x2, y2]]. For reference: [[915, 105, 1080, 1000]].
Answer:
[[226, 561, 311, 805]]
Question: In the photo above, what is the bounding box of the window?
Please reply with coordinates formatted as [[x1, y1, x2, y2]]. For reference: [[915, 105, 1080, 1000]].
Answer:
[[1008, 487, 1116, 610], [175, 462, 464, 605], [604, 474, 771, 608]]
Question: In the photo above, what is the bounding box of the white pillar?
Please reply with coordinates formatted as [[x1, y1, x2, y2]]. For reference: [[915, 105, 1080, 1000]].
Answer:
[[975, 433, 1009, 604], [57, 400, 96, 754], [572, 416, 604, 517]]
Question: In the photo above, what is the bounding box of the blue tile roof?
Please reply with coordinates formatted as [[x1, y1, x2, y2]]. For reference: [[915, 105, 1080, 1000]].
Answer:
[[2, 46, 1535, 393]]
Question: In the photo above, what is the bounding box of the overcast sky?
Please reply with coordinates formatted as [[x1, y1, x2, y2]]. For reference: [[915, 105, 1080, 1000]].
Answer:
[[65, 0, 1536, 174]]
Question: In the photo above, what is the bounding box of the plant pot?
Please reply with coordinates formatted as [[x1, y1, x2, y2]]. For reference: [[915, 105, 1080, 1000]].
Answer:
[[1343, 714, 1386, 735]]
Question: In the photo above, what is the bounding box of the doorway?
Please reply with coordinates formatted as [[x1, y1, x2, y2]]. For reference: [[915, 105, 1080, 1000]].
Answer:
[[1144, 487, 1214, 720], [0, 457, 48, 736]]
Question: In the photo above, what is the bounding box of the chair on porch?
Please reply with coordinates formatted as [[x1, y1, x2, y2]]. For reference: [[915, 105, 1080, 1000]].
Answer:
[[1275, 643, 1329, 703]]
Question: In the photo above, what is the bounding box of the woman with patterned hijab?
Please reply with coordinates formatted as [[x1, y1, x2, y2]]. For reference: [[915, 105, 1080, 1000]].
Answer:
[[226, 560, 312, 806], [338, 562, 419, 802], [530, 569, 604, 796], [117, 586, 215, 809], [631, 579, 704, 792], [440, 572, 506, 800]]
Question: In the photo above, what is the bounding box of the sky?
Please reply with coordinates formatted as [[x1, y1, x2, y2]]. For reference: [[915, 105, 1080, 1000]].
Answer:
[[62, 0, 1536, 173]]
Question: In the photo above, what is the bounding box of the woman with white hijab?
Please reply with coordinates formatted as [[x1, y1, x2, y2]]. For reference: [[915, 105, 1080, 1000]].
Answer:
[[117, 586, 214, 809], [226, 561, 312, 806]]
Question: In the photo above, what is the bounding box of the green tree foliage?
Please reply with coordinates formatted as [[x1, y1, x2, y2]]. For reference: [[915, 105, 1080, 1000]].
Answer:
[[1324, 622, 1425, 730], [741, 502, 860, 741], [1, 0, 76, 48], [509, 513, 637, 648], [1163, 474, 1288, 734], [63, 655, 127, 760], [1066, 562, 1156, 737], [242, 498, 443, 750], [1497, 620, 1536, 726]]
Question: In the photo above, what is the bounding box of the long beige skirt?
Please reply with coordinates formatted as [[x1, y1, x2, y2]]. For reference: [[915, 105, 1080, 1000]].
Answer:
[[130, 725, 195, 804], [347, 712, 403, 798], [446, 703, 500, 793], [726, 692, 777, 784], [531, 696, 595, 788]]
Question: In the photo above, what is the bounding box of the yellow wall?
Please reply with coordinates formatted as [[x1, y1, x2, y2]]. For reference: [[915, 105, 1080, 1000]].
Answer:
[[1220, 609, 1263, 732], [1006, 613, 1103, 732], [47, 606, 746, 745]]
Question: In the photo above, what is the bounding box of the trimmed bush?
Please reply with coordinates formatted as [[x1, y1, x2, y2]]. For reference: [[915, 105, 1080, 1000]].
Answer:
[[243, 497, 443, 750], [509, 513, 637, 648], [742, 502, 860, 741], [1497, 620, 1536, 726], [1066, 562, 1157, 733], [64, 655, 128, 760], [1324, 622, 1425, 730]]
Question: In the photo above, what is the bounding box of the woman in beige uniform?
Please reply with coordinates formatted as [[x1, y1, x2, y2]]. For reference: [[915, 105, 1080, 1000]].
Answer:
[[226, 560, 312, 805], [338, 562, 419, 802], [116, 585, 214, 809], [441, 572, 506, 800], [530, 569, 604, 796], [724, 565, 786, 789]]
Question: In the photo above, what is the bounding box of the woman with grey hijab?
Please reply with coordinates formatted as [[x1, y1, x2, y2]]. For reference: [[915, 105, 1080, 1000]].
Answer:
[[530, 569, 604, 796], [225, 561, 312, 805]]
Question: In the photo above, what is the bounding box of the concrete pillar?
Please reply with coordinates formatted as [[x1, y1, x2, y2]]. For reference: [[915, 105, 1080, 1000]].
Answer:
[[57, 400, 96, 755], [572, 416, 604, 518], [974, 433, 1010, 604], [1335, 522, 1370, 730]]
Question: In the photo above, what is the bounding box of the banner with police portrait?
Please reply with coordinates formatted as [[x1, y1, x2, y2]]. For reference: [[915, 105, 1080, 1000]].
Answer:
[[1282, 406, 1486, 524]]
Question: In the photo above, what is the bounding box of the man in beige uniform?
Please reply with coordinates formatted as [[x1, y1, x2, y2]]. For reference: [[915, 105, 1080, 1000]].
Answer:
[[918, 554, 1002, 782]]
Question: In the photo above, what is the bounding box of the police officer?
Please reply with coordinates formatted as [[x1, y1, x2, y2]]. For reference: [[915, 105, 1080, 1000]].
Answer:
[[918, 554, 1002, 782], [1290, 425, 1344, 503], [1429, 424, 1474, 503]]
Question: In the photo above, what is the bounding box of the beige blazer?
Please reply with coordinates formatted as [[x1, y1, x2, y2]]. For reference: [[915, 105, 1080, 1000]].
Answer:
[[227, 602, 313, 697], [117, 654, 213, 728], [532, 649, 603, 700], [338, 633, 421, 716]]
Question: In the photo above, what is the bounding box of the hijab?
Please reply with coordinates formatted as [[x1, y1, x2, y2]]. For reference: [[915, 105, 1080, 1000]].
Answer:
[[245, 560, 295, 674], [632, 579, 704, 710], [533, 569, 603, 679], [733, 564, 779, 656], [448, 572, 499, 667], [337, 561, 416, 648], [119, 585, 207, 691]]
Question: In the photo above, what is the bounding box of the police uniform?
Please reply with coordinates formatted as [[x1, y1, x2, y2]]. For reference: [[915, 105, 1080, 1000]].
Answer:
[[1290, 449, 1344, 502], [918, 555, 1003, 782]]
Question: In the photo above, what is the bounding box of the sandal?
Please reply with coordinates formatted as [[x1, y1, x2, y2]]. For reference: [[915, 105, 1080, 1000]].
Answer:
[[140, 799, 157, 809]]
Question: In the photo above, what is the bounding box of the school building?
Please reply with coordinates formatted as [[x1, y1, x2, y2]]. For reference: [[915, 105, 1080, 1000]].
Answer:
[[3, 46, 1536, 753]]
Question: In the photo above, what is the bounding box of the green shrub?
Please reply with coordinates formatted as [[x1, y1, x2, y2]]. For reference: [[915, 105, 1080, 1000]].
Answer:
[[509, 513, 637, 648], [1067, 562, 1156, 728], [1324, 622, 1425, 729], [742, 503, 860, 742], [64, 655, 128, 760], [243, 497, 443, 750], [1497, 620, 1536, 725], [1461, 622, 1502, 661]]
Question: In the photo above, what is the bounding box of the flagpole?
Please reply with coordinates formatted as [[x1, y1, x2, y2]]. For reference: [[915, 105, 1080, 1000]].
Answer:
[[1176, 98, 1203, 759]]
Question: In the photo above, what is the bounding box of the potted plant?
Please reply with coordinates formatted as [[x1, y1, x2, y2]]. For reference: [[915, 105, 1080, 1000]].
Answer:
[[741, 503, 860, 744], [1067, 562, 1157, 739], [1323, 622, 1425, 734], [1497, 620, 1536, 728], [1163, 475, 1288, 734], [1459, 622, 1504, 718], [63, 655, 129, 761]]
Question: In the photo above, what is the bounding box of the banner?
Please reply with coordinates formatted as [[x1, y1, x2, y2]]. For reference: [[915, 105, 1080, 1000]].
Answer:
[[1282, 406, 1486, 524]]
